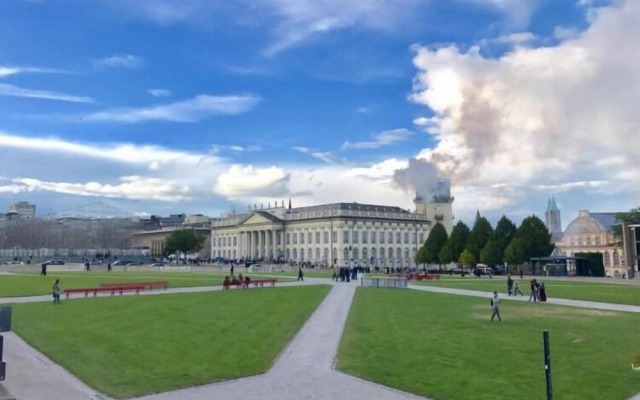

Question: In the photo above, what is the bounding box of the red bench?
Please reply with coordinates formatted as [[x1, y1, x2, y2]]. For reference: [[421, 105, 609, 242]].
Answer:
[[64, 285, 145, 299], [223, 279, 277, 289], [100, 281, 169, 290]]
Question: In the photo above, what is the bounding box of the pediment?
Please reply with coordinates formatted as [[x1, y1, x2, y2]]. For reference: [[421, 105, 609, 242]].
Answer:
[[241, 213, 274, 226]]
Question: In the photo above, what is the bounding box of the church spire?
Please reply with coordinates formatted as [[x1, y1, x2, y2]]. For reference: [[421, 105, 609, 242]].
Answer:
[[474, 209, 481, 224]]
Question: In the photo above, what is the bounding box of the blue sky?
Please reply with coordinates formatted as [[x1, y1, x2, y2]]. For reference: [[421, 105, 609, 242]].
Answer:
[[0, 0, 637, 229]]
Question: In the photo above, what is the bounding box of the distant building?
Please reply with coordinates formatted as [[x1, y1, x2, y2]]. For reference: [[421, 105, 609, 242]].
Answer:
[[7, 201, 36, 219], [555, 210, 625, 278], [132, 227, 212, 259], [140, 214, 186, 230], [544, 196, 562, 242], [413, 180, 454, 235], [211, 200, 432, 268]]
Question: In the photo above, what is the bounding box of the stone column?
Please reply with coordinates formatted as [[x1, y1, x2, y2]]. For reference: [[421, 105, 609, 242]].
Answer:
[[272, 229, 277, 261], [248, 231, 253, 260], [258, 230, 264, 259]]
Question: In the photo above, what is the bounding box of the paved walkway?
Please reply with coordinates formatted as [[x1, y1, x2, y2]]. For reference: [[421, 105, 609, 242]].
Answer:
[[409, 284, 640, 313], [2, 276, 640, 399]]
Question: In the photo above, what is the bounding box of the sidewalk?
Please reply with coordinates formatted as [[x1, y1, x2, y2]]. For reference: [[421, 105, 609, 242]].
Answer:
[[408, 284, 640, 313]]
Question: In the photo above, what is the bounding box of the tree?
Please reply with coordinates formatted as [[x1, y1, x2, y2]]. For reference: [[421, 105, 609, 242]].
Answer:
[[459, 249, 476, 267], [163, 229, 206, 258], [504, 216, 554, 264], [420, 223, 449, 265], [465, 216, 493, 262], [480, 215, 517, 266], [613, 207, 640, 238], [439, 221, 470, 264]]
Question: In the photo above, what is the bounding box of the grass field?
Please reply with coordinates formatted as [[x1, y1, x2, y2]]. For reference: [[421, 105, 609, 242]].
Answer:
[[414, 276, 640, 305], [338, 288, 640, 400], [12, 285, 330, 399], [0, 271, 296, 297]]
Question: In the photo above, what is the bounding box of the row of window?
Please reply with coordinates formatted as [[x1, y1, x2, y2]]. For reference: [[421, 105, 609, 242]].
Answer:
[[567, 235, 606, 246], [213, 246, 418, 261], [213, 230, 426, 247]]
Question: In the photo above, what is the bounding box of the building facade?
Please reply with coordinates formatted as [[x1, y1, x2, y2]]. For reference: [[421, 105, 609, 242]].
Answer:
[[555, 210, 626, 277], [7, 201, 36, 219], [211, 202, 432, 268]]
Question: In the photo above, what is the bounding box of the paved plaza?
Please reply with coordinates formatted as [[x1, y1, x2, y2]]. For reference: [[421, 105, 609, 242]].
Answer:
[[1, 275, 640, 400]]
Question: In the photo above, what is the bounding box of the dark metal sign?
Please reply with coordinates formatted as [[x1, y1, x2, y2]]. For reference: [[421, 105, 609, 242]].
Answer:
[[0, 307, 11, 333]]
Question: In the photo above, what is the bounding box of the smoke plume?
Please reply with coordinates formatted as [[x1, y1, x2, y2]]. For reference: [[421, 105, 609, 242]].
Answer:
[[392, 158, 450, 201]]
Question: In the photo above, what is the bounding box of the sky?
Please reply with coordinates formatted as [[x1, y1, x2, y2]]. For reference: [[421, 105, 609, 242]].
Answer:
[[0, 0, 638, 229]]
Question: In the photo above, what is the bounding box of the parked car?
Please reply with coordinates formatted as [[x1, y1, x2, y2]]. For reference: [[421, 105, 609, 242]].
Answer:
[[112, 260, 138, 266], [43, 259, 65, 265], [149, 263, 165, 267]]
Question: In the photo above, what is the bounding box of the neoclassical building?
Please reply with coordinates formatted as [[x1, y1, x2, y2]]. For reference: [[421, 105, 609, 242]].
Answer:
[[210, 199, 441, 268], [555, 210, 625, 277]]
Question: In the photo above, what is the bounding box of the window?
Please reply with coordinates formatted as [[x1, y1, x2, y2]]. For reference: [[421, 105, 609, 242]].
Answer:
[[388, 232, 393, 244], [371, 247, 377, 260], [323, 231, 328, 244], [332, 248, 337, 261], [308, 232, 313, 244], [286, 249, 290, 259], [380, 231, 385, 244], [396, 232, 402, 244], [324, 248, 329, 260], [343, 248, 349, 261], [293, 249, 298, 259], [371, 231, 377, 244], [300, 233, 305, 244], [604, 252, 611, 266], [233, 236, 237, 246], [362, 247, 368, 262], [362, 231, 368, 244], [223, 237, 227, 246], [418, 232, 424, 244], [353, 231, 359, 244], [396, 247, 402, 259], [596, 236, 602, 245], [332, 231, 337, 243], [301, 248, 305, 260], [404, 248, 409, 260], [316, 231, 320, 244], [613, 251, 620, 266], [293, 233, 298, 244], [404, 232, 409, 244]]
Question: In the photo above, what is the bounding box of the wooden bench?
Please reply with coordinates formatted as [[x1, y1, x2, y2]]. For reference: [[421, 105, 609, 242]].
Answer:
[[99, 281, 168, 290], [223, 279, 277, 289], [64, 285, 145, 299]]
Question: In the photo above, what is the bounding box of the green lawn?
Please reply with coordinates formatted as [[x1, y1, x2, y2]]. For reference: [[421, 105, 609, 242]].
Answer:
[[338, 288, 640, 400], [12, 285, 330, 398], [0, 271, 295, 297], [414, 276, 640, 306]]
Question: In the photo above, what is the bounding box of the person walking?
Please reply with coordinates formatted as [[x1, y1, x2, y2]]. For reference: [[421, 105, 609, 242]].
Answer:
[[507, 274, 514, 296], [513, 280, 524, 296], [529, 279, 538, 302], [490, 291, 502, 322], [40, 261, 48, 276], [297, 267, 304, 282], [52, 279, 61, 304]]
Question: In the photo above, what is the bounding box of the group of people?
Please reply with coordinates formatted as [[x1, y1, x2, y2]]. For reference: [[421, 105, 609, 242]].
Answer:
[[506, 275, 547, 302], [223, 273, 252, 288], [330, 266, 358, 282]]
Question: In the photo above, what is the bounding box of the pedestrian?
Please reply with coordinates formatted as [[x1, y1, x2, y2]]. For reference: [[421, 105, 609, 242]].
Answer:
[[331, 265, 337, 281], [507, 274, 513, 296], [513, 280, 524, 296], [529, 279, 538, 302], [52, 279, 61, 304], [107, 263, 112, 272], [539, 282, 547, 302], [40, 262, 48, 276], [490, 291, 502, 322], [297, 267, 304, 281]]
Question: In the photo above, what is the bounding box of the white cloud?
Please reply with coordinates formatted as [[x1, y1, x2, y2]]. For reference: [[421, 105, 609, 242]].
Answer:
[[409, 0, 640, 216], [13, 176, 191, 201], [356, 106, 371, 114], [93, 54, 145, 69], [341, 128, 414, 150], [215, 165, 290, 197], [82, 94, 261, 123], [0, 66, 67, 78], [148, 89, 173, 97], [0, 83, 94, 103]]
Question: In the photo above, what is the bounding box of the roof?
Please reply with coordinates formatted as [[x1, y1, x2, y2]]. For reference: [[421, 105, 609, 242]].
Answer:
[[546, 196, 559, 212], [589, 213, 618, 233], [252, 210, 283, 223], [291, 202, 412, 215], [564, 210, 618, 235]]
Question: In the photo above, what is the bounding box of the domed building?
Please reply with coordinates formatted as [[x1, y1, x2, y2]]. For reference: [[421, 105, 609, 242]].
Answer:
[[555, 210, 625, 277]]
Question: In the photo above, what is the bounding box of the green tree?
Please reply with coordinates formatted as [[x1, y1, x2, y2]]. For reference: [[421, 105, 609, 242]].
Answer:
[[420, 223, 449, 265], [439, 221, 470, 264], [504, 216, 554, 264], [480, 215, 517, 266], [465, 216, 493, 262], [613, 207, 640, 238], [459, 249, 476, 267], [163, 229, 206, 258]]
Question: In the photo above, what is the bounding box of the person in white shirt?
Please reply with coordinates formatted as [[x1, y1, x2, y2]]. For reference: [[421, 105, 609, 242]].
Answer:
[[491, 291, 502, 322]]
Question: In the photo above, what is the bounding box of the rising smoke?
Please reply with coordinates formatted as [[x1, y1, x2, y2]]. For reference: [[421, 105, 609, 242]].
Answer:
[[392, 158, 451, 202]]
